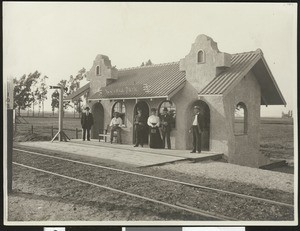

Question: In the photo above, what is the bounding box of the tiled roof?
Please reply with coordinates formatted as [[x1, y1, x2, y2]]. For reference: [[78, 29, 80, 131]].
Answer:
[[199, 49, 286, 105], [66, 49, 285, 105], [199, 50, 262, 95], [89, 62, 186, 99], [64, 82, 90, 101]]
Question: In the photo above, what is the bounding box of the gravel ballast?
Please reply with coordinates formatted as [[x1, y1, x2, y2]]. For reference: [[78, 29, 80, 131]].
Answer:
[[155, 161, 294, 193]]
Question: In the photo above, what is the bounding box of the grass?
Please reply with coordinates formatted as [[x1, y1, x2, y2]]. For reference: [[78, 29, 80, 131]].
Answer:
[[13, 117, 81, 141], [260, 123, 294, 163]]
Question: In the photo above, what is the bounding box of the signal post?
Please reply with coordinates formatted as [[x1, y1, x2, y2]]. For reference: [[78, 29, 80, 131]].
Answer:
[[50, 84, 70, 142]]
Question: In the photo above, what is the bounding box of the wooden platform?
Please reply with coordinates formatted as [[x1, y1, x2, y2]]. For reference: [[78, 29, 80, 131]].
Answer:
[[16, 140, 224, 167]]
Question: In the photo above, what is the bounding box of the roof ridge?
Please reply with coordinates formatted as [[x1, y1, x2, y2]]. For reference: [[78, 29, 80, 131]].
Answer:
[[118, 61, 180, 71], [231, 49, 262, 56]]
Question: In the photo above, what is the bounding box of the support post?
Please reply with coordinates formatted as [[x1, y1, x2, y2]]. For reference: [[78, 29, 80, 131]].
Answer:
[[58, 86, 63, 141], [7, 109, 13, 193], [50, 85, 70, 142], [51, 126, 54, 138], [76, 128, 78, 139]]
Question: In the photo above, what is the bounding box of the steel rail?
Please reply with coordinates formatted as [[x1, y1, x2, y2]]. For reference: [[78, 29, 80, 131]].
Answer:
[[13, 161, 236, 221], [13, 148, 294, 208]]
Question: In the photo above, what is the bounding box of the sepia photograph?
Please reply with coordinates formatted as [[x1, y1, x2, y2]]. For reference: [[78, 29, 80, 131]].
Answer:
[[3, 2, 298, 226]]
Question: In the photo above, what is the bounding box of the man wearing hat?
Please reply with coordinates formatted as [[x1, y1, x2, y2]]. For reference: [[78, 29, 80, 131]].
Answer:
[[109, 111, 123, 144], [160, 107, 173, 149], [189, 105, 204, 153], [81, 106, 94, 141], [134, 108, 146, 147]]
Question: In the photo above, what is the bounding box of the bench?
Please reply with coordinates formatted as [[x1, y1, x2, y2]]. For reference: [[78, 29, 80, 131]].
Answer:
[[98, 125, 120, 143]]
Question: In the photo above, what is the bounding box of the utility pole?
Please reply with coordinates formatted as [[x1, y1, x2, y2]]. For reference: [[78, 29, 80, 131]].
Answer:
[[6, 78, 14, 194], [50, 84, 70, 142]]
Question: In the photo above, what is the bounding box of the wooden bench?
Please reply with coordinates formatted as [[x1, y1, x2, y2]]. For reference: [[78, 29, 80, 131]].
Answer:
[[99, 125, 119, 143]]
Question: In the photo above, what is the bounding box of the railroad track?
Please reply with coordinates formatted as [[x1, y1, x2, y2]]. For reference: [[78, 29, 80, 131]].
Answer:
[[12, 147, 294, 221]]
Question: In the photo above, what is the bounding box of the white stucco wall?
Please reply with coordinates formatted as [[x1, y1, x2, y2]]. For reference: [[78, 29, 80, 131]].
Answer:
[[224, 71, 270, 167]]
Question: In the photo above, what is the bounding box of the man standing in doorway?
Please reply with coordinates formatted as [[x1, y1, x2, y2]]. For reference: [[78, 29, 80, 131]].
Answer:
[[81, 106, 94, 141], [134, 108, 146, 147], [189, 105, 204, 153], [160, 107, 173, 149]]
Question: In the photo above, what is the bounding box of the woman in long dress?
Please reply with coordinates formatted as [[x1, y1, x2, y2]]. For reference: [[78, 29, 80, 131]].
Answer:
[[147, 108, 163, 149]]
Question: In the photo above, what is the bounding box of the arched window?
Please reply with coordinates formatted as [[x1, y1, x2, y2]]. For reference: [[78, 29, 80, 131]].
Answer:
[[112, 101, 126, 126], [234, 102, 247, 135], [96, 65, 101, 76], [197, 50, 205, 63], [158, 100, 176, 128]]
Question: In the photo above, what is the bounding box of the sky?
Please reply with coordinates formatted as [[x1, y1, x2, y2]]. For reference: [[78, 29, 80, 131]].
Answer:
[[3, 2, 297, 117]]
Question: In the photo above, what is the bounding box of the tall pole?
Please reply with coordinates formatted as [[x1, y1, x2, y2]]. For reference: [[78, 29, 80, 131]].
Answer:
[[50, 85, 70, 142], [7, 110, 13, 193], [59, 86, 63, 141], [6, 78, 14, 194], [42, 100, 44, 117]]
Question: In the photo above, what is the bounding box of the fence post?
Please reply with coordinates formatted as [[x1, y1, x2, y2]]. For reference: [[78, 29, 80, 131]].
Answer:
[[51, 126, 54, 138], [76, 128, 78, 139], [31, 125, 33, 134]]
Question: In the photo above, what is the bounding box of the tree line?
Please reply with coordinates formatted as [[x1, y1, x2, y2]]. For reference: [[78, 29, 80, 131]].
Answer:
[[13, 68, 87, 117]]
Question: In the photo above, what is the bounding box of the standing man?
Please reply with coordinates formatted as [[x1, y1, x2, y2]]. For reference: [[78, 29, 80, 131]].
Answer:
[[134, 108, 146, 147], [160, 107, 173, 149], [109, 112, 123, 144], [189, 105, 204, 153], [81, 106, 94, 141]]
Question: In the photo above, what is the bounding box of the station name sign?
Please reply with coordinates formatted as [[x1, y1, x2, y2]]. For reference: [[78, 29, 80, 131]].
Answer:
[[100, 84, 150, 97]]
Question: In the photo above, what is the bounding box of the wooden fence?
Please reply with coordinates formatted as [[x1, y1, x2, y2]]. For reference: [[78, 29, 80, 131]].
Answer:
[[14, 123, 82, 139]]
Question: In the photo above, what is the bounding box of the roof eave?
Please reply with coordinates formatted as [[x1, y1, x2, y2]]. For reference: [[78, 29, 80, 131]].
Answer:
[[166, 81, 186, 100], [260, 55, 287, 106], [63, 83, 90, 102], [89, 95, 169, 101]]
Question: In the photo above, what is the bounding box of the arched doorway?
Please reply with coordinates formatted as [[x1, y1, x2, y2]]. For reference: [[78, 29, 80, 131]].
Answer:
[[133, 101, 150, 144], [91, 102, 104, 139], [190, 100, 210, 151]]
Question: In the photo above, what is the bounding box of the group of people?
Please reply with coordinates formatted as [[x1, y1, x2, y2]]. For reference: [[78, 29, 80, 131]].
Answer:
[[80, 105, 204, 153], [134, 107, 173, 149]]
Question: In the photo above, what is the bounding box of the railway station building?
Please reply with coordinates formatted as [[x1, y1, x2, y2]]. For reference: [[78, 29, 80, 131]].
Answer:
[[65, 34, 286, 168]]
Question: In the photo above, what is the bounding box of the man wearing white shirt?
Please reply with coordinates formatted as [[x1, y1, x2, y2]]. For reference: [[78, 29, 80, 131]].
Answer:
[[189, 105, 204, 153], [109, 112, 123, 144]]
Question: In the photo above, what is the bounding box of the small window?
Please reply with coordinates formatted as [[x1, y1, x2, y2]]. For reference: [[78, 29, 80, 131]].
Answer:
[[234, 102, 247, 135], [158, 100, 176, 128], [96, 65, 101, 76], [112, 101, 126, 126], [197, 50, 205, 63]]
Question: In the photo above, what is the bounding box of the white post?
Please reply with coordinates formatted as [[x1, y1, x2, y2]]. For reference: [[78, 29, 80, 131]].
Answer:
[[58, 86, 63, 141]]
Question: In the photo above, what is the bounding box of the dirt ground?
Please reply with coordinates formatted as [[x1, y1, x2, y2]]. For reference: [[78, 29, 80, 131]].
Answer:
[[260, 123, 294, 164], [7, 146, 294, 222]]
